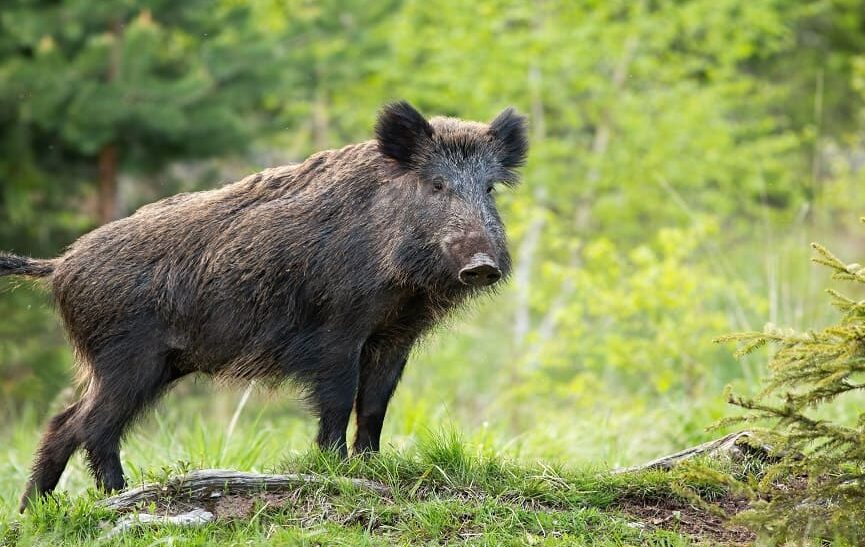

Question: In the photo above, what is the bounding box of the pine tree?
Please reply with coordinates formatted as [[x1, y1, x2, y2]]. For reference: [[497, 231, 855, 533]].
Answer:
[[718, 218, 865, 542], [0, 0, 277, 229]]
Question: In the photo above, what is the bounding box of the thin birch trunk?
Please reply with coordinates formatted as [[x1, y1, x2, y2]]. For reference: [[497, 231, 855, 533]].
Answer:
[[522, 33, 640, 369]]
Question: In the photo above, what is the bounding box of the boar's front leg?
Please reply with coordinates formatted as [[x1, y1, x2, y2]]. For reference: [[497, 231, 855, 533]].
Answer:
[[353, 343, 411, 454], [307, 343, 363, 458]]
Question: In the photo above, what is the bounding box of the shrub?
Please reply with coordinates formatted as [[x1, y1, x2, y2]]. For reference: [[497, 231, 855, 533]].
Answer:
[[718, 218, 865, 543]]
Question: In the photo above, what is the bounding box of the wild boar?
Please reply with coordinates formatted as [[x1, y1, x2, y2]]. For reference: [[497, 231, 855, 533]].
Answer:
[[0, 101, 527, 511]]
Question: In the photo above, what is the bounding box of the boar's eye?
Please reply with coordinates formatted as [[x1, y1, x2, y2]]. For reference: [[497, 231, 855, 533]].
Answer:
[[432, 177, 445, 192]]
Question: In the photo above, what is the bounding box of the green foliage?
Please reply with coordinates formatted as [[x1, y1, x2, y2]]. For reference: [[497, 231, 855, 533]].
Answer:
[[0, 280, 71, 414], [718, 219, 865, 543], [1, 0, 274, 161], [0, 0, 278, 237], [518, 221, 759, 400]]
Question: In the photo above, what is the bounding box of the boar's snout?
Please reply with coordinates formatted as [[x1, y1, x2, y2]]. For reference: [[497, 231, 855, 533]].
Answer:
[[444, 229, 504, 287], [458, 253, 502, 287]]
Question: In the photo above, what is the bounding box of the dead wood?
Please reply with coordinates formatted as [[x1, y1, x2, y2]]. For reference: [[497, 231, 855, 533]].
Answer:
[[99, 469, 390, 511], [613, 431, 771, 474]]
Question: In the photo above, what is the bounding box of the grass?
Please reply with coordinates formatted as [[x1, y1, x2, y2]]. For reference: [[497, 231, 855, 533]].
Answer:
[[0, 350, 761, 546], [0, 416, 756, 546], [8, 364, 851, 546], [1, 346, 860, 544]]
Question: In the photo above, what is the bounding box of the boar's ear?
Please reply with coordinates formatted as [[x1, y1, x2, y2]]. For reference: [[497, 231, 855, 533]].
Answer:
[[489, 107, 528, 170], [375, 101, 434, 168]]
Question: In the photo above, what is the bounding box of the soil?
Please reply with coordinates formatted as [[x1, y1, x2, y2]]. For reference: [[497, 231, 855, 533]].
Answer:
[[617, 493, 755, 545]]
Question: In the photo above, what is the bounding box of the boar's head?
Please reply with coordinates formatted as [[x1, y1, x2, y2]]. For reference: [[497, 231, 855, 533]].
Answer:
[[376, 101, 528, 292]]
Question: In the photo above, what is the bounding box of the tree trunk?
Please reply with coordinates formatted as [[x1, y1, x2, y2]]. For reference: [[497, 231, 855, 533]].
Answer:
[[311, 64, 329, 150], [97, 18, 123, 225], [521, 31, 640, 369], [98, 143, 119, 224]]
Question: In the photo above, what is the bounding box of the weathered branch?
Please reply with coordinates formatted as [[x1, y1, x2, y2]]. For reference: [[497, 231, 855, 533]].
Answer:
[[612, 431, 771, 474], [99, 469, 390, 511], [106, 508, 215, 538]]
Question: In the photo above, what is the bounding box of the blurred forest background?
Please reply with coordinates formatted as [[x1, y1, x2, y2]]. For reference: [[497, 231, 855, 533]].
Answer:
[[1, 0, 864, 502]]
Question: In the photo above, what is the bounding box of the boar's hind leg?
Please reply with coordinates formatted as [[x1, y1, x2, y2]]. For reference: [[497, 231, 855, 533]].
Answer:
[[354, 346, 410, 454], [78, 348, 185, 493], [19, 401, 85, 512]]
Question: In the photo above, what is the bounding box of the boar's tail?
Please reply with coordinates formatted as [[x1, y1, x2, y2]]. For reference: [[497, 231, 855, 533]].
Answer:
[[0, 252, 55, 278]]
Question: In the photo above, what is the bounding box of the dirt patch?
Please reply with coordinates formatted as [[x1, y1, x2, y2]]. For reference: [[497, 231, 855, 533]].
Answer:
[[213, 493, 257, 519], [617, 494, 755, 546], [205, 490, 388, 530]]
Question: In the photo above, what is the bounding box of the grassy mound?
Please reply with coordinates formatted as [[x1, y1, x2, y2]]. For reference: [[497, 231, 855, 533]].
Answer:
[[3, 432, 755, 546]]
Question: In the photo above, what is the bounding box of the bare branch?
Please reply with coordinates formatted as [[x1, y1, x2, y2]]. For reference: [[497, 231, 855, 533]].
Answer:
[[100, 469, 390, 512]]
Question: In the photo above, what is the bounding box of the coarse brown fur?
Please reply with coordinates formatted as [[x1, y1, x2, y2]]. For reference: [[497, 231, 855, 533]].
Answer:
[[1, 101, 528, 511]]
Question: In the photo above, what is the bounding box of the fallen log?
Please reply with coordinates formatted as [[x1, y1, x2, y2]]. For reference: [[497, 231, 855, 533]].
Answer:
[[613, 431, 771, 474], [105, 507, 214, 537], [99, 469, 390, 512]]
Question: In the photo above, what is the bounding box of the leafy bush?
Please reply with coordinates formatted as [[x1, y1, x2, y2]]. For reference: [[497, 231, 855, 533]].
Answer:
[[522, 220, 760, 401]]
